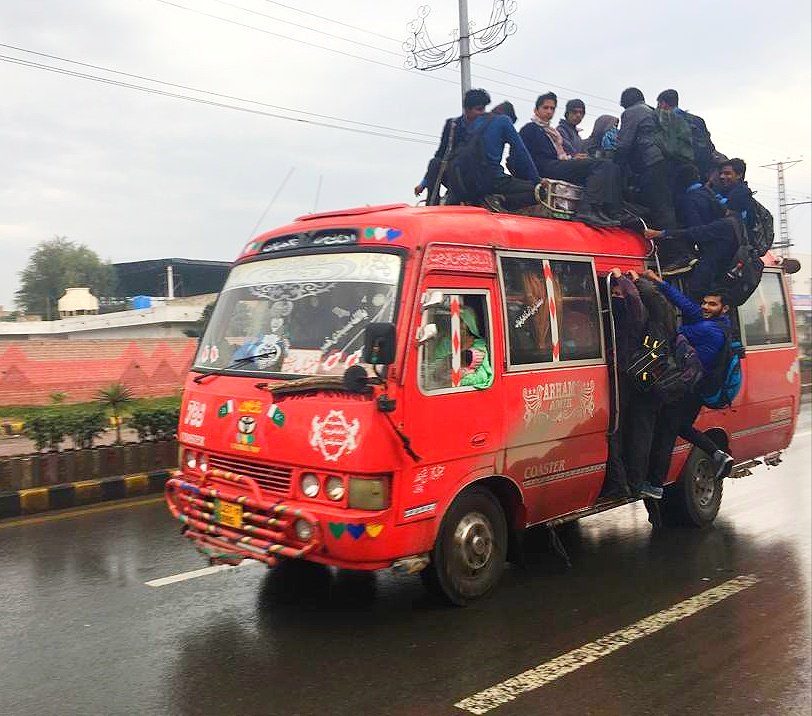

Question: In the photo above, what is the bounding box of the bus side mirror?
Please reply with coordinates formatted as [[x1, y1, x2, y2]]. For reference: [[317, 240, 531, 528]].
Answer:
[[363, 323, 396, 366], [420, 290, 444, 310], [415, 324, 438, 344]]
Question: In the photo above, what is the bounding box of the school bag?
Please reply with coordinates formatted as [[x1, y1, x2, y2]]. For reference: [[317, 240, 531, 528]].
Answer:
[[748, 198, 775, 256], [653, 334, 705, 404], [653, 109, 695, 164], [721, 215, 765, 306], [626, 334, 670, 392], [682, 112, 714, 173], [698, 326, 743, 409], [445, 114, 496, 202]]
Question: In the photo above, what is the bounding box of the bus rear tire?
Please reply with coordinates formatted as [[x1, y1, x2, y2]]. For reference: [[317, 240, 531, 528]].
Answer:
[[421, 487, 507, 606], [661, 447, 724, 528]]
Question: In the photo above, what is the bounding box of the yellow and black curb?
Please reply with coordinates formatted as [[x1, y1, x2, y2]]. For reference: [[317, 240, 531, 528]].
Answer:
[[0, 469, 171, 519]]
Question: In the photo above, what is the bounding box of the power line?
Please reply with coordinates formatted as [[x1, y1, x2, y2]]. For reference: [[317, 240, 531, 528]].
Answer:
[[0, 43, 436, 139], [0, 55, 435, 145]]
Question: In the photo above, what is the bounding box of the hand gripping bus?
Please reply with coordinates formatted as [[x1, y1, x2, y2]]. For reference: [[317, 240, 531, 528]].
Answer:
[[166, 203, 801, 605]]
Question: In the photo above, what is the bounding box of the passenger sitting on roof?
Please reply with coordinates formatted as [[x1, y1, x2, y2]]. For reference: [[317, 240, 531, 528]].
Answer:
[[414, 88, 490, 206], [512, 92, 624, 228], [583, 115, 619, 158], [452, 106, 544, 213], [557, 98, 586, 157]]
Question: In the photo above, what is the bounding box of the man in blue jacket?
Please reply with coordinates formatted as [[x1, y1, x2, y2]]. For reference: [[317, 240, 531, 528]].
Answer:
[[415, 87, 491, 205], [639, 270, 734, 499], [457, 108, 543, 212]]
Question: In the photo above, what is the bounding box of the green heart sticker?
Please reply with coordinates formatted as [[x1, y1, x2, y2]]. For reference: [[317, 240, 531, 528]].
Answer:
[[328, 522, 345, 539]]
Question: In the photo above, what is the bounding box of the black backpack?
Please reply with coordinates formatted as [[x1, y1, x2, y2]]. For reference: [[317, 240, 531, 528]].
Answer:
[[651, 333, 705, 404], [721, 215, 765, 306], [749, 198, 775, 256], [445, 115, 496, 202]]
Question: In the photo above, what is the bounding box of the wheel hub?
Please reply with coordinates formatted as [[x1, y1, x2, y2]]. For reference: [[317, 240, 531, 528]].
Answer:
[[454, 512, 494, 571], [692, 459, 717, 508]]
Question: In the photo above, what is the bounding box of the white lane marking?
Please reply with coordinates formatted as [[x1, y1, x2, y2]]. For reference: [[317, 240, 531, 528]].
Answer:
[[454, 574, 760, 715], [146, 561, 260, 587]]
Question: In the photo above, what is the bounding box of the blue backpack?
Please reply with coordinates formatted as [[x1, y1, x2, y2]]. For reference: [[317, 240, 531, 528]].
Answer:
[[699, 328, 743, 409]]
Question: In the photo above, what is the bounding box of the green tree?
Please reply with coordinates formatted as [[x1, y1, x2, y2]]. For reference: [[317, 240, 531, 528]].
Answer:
[[15, 236, 117, 318], [183, 301, 216, 339], [94, 383, 134, 444]]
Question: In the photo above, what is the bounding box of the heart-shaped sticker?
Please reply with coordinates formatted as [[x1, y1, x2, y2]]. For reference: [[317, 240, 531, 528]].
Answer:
[[365, 523, 383, 538], [347, 523, 365, 540], [328, 522, 345, 539], [385, 229, 402, 241]]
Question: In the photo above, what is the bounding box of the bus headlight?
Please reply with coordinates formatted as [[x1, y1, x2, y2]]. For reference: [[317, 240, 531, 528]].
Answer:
[[198, 453, 209, 474], [294, 519, 314, 541], [184, 449, 197, 471], [301, 473, 320, 498], [348, 475, 390, 510], [325, 476, 345, 501]]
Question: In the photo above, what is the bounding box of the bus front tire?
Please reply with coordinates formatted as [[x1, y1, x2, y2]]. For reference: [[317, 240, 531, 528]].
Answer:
[[661, 447, 724, 528], [421, 487, 508, 606]]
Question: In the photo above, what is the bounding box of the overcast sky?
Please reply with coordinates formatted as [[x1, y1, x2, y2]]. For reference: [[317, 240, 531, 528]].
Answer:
[[1, 0, 810, 309]]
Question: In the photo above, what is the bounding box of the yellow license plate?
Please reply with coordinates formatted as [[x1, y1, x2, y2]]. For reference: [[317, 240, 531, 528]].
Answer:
[[215, 500, 243, 529]]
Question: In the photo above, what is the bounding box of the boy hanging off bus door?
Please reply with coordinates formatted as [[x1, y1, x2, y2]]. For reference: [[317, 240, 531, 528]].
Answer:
[[639, 270, 735, 499]]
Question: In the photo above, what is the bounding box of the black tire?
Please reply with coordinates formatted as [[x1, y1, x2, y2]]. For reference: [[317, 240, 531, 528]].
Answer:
[[660, 447, 724, 528], [421, 487, 508, 606]]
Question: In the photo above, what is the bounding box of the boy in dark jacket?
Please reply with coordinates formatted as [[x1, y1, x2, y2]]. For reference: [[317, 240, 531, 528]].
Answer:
[[415, 88, 490, 205], [640, 271, 734, 499], [615, 87, 678, 230]]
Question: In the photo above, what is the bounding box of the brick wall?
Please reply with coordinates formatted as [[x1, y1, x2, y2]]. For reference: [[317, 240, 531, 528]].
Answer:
[[0, 339, 197, 405]]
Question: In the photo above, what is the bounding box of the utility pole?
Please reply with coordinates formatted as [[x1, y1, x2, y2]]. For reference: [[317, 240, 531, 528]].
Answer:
[[761, 159, 802, 257], [457, 0, 472, 98]]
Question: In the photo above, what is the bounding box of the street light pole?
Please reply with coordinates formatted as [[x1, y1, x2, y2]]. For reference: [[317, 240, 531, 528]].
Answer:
[[458, 0, 472, 100]]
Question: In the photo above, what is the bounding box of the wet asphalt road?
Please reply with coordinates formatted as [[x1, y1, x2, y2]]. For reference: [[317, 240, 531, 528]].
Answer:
[[1, 408, 810, 716]]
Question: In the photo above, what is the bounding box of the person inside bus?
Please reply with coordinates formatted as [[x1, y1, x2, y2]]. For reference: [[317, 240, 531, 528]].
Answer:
[[557, 98, 586, 156], [513, 92, 623, 227], [583, 115, 619, 158], [414, 87, 491, 205], [432, 304, 493, 390], [614, 87, 678, 230], [639, 270, 735, 499]]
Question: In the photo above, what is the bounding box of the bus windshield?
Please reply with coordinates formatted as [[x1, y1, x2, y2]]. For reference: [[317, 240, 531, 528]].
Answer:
[[195, 252, 401, 377]]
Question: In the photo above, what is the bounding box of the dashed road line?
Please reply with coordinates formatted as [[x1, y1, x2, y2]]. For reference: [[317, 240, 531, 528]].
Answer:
[[145, 560, 261, 587], [454, 574, 761, 715]]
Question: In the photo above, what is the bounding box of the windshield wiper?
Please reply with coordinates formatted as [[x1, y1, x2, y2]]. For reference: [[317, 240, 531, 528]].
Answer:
[[192, 351, 280, 384]]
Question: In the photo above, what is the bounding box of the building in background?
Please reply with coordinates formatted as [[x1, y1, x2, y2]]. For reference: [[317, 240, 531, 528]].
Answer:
[[112, 258, 230, 300], [58, 287, 99, 318]]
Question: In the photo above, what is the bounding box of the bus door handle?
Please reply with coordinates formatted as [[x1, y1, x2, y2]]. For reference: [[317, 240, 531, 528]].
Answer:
[[471, 432, 489, 447]]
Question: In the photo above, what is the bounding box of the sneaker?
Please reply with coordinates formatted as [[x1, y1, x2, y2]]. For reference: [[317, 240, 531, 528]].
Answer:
[[712, 449, 734, 479], [638, 482, 664, 500], [661, 257, 699, 276], [481, 194, 506, 213]]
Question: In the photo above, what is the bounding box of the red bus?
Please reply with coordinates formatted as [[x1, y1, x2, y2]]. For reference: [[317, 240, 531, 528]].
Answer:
[[166, 204, 801, 604]]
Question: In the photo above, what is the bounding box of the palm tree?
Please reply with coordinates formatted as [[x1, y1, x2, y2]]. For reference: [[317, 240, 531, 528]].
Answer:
[[94, 383, 134, 444]]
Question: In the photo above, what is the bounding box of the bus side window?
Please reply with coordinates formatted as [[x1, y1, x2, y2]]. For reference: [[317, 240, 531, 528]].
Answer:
[[501, 255, 602, 367], [739, 270, 792, 347], [418, 293, 493, 392]]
